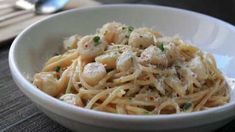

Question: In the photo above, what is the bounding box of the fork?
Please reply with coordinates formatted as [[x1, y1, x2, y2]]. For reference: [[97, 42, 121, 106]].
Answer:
[[0, 0, 36, 23], [0, 0, 100, 23]]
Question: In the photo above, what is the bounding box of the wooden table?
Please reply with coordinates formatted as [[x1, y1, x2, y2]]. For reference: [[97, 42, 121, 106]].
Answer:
[[1, 0, 235, 131]]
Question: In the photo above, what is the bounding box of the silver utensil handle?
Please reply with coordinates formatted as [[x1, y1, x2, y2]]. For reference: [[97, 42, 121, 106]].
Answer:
[[0, 10, 32, 23]]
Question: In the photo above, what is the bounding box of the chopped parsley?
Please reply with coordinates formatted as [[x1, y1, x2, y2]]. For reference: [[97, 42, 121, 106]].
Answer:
[[130, 57, 134, 62], [55, 66, 61, 72], [144, 111, 150, 114], [182, 102, 192, 111], [128, 26, 134, 32], [93, 36, 101, 46], [67, 46, 72, 49], [158, 42, 165, 52], [122, 26, 134, 33]]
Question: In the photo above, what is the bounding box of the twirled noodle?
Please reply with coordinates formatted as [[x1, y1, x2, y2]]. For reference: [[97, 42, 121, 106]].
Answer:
[[33, 22, 230, 115], [43, 50, 79, 72]]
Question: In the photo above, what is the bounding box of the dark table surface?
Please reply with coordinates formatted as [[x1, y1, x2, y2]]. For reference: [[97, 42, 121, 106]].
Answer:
[[1, 0, 235, 131]]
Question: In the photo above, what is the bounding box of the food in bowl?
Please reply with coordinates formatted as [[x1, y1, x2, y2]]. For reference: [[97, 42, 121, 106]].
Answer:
[[33, 22, 229, 115]]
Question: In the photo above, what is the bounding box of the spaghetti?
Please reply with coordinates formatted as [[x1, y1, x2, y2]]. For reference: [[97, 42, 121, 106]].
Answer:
[[33, 22, 229, 115]]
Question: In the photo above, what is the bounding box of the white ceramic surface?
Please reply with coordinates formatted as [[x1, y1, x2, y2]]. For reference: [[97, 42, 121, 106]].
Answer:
[[9, 4, 235, 132]]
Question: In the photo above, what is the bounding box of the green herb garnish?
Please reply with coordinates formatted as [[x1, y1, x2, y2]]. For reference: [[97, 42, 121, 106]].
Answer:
[[93, 36, 100, 46], [128, 26, 134, 32], [55, 66, 61, 72], [130, 57, 134, 63], [182, 102, 192, 111], [143, 111, 150, 115], [158, 42, 165, 52]]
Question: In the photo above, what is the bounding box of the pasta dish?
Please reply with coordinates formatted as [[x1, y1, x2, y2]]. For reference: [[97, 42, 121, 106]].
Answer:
[[33, 22, 229, 115]]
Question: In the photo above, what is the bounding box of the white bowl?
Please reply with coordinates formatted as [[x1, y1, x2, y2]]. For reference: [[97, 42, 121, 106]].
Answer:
[[9, 4, 235, 132]]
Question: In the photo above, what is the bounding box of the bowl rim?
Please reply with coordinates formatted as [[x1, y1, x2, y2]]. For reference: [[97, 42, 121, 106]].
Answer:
[[9, 4, 235, 124]]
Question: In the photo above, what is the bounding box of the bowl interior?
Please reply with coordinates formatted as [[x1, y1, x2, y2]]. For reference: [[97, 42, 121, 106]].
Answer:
[[12, 5, 235, 107]]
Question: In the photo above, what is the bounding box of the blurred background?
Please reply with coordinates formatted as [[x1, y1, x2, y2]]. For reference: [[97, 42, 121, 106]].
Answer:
[[103, 0, 235, 26], [0, 0, 235, 46]]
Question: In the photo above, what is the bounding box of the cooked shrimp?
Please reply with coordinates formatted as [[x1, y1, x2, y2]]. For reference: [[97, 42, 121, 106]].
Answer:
[[99, 22, 131, 44], [139, 43, 179, 67], [95, 51, 120, 69], [82, 62, 107, 86], [129, 28, 154, 49], [63, 34, 82, 51], [116, 50, 134, 72], [33, 72, 60, 96], [77, 35, 107, 60], [188, 56, 208, 81]]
